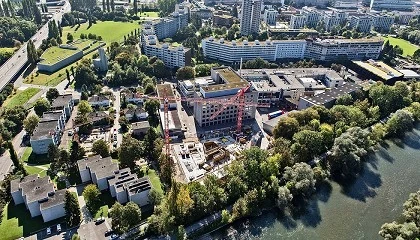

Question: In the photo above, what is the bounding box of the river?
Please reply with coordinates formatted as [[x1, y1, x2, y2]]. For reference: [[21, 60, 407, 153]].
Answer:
[[208, 125, 420, 240]]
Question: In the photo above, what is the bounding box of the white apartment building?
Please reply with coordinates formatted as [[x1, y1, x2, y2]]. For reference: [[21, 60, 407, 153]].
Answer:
[[192, 67, 258, 127], [149, 8, 189, 40], [301, 6, 322, 28], [369, 0, 414, 11], [369, 13, 395, 33], [88, 95, 111, 108], [349, 15, 373, 33], [323, 10, 347, 31], [289, 14, 307, 29], [142, 34, 192, 68], [240, 0, 262, 36], [305, 38, 384, 61], [264, 8, 279, 25], [201, 37, 306, 63]]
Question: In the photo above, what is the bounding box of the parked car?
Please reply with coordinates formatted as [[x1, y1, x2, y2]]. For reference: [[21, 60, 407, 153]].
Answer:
[[95, 217, 105, 224], [68, 130, 73, 136], [57, 224, 61, 232], [105, 230, 115, 237], [113, 141, 118, 147], [109, 233, 120, 240], [46, 227, 51, 235]]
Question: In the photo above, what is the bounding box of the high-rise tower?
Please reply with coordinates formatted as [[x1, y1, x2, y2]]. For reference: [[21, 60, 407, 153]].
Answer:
[[240, 0, 262, 36]]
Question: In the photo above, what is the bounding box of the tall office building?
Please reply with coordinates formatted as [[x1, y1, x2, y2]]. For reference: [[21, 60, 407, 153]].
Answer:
[[240, 0, 262, 36]]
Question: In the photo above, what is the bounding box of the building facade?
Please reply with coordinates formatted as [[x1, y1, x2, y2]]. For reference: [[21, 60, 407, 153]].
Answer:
[[149, 8, 189, 40], [142, 34, 192, 68], [369, 0, 414, 11], [301, 6, 321, 28], [264, 8, 279, 25], [240, 0, 262, 36], [369, 13, 395, 33], [213, 10, 235, 27], [349, 15, 373, 33], [289, 14, 307, 29], [201, 37, 306, 63]]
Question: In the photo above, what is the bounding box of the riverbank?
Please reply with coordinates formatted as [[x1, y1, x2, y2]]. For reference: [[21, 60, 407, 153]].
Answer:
[[207, 124, 420, 240]]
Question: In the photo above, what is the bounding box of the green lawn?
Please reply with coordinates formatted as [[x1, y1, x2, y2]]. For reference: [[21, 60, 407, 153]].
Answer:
[[62, 21, 141, 44], [140, 166, 163, 194], [0, 203, 64, 239], [3, 88, 40, 108], [383, 36, 420, 57], [24, 165, 48, 177], [138, 11, 159, 18], [92, 191, 115, 219], [40, 46, 80, 65]]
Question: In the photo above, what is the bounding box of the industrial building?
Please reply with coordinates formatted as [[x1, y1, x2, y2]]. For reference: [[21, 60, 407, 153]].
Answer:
[[350, 60, 404, 84]]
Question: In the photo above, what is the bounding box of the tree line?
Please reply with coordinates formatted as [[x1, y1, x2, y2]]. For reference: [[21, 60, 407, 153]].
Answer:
[[0, 17, 37, 47]]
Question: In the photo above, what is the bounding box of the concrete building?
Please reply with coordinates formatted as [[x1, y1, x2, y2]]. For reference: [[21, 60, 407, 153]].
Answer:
[[78, 156, 152, 206], [31, 96, 73, 155], [88, 95, 111, 108], [293, 0, 329, 7], [289, 14, 307, 29], [334, 0, 359, 9], [242, 68, 343, 105], [350, 60, 404, 84], [349, 14, 373, 33], [395, 11, 418, 24], [304, 38, 383, 61], [149, 7, 189, 40], [201, 37, 307, 63], [264, 8, 279, 25], [369, 13, 395, 32], [240, 0, 262, 36], [213, 10, 235, 27], [323, 10, 347, 31], [156, 84, 184, 138], [93, 47, 108, 72], [369, 0, 414, 11], [298, 82, 361, 109], [193, 67, 257, 127], [141, 34, 192, 68], [11, 175, 66, 222], [301, 6, 322, 28]]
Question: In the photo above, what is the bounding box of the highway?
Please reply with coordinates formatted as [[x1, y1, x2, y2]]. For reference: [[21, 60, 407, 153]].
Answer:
[[0, 1, 71, 92]]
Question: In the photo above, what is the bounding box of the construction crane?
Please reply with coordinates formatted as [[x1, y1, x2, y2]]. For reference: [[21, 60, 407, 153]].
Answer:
[[141, 84, 269, 160]]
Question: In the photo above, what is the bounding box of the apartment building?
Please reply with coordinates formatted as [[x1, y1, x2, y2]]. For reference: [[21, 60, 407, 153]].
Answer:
[[201, 37, 306, 63], [264, 8, 279, 25], [323, 9, 347, 31], [369, 13, 395, 32], [289, 14, 307, 29], [369, 0, 414, 11], [213, 10, 235, 27], [148, 8, 189, 40], [192, 67, 258, 127], [240, 0, 262, 36], [11, 175, 67, 222], [88, 95, 111, 108], [349, 14, 374, 33], [77, 156, 152, 207], [301, 6, 322, 28], [293, 0, 329, 7], [304, 38, 383, 61], [142, 34, 192, 68], [50, 94, 74, 120]]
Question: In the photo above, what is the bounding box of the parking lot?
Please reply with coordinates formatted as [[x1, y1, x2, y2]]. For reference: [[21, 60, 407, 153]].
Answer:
[[33, 222, 69, 240]]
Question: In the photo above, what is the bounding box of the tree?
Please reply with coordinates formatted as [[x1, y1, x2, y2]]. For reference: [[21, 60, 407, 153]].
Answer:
[[65, 191, 81, 227], [122, 202, 142, 230], [328, 127, 370, 178], [70, 141, 85, 165], [92, 139, 110, 157], [176, 225, 186, 240], [144, 99, 160, 127], [276, 186, 293, 211], [110, 0, 115, 11], [379, 222, 419, 240], [386, 110, 414, 137], [46, 88, 59, 102], [149, 188, 163, 206], [33, 4, 42, 25], [82, 184, 100, 212], [34, 98, 51, 116], [176, 66, 195, 80], [67, 32, 74, 42], [74, 59, 97, 88], [283, 162, 315, 198], [119, 136, 142, 169], [402, 190, 420, 226], [77, 100, 93, 116], [8, 142, 26, 175], [23, 114, 39, 135], [291, 130, 325, 162], [133, 0, 138, 15], [71, 234, 81, 240], [27, 40, 38, 64], [335, 93, 353, 106], [273, 117, 300, 140], [110, 202, 124, 233]]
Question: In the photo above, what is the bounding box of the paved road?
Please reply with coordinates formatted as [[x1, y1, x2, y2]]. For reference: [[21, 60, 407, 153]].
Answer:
[[0, 0, 71, 92]]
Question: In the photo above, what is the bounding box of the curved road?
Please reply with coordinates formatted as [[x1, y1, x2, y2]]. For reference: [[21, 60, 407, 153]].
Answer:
[[0, 0, 71, 92]]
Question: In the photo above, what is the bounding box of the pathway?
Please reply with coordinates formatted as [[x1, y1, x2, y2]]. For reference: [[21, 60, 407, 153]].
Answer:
[[69, 185, 93, 223]]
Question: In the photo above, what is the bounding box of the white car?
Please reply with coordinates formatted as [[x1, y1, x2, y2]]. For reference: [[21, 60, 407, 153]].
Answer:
[[46, 227, 51, 235], [57, 224, 61, 232]]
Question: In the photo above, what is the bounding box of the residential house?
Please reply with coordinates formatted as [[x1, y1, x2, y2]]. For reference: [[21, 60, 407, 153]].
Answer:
[[88, 111, 111, 127], [88, 95, 111, 108], [30, 120, 62, 155], [124, 92, 145, 105], [124, 107, 148, 121], [77, 155, 118, 190], [11, 175, 66, 222], [50, 94, 74, 120], [131, 121, 151, 137]]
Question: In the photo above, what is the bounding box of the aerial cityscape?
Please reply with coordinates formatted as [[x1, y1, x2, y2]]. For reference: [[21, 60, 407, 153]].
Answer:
[[0, 0, 419, 239]]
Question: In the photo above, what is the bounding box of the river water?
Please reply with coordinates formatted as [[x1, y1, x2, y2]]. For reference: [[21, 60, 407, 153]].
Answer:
[[209, 125, 420, 240]]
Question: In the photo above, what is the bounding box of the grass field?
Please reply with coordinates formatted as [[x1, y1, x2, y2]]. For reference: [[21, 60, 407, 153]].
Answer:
[[40, 46, 79, 65], [138, 11, 159, 18], [62, 21, 141, 44], [383, 36, 420, 57], [3, 88, 40, 108], [24, 165, 48, 177], [92, 191, 115, 219], [0, 203, 64, 239], [140, 166, 163, 194]]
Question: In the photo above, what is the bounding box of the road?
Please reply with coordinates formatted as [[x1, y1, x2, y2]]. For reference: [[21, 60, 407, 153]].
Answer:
[[0, 0, 71, 92]]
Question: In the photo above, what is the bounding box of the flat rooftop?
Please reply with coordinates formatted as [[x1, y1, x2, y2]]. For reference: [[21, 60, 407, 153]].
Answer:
[[300, 82, 361, 106], [353, 60, 403, 81], [32, 120, 59, 141], [205, 37, 306, 47], [202, 67, 248, 92], [51, 94, 72, 109], [311, 38, 384, 45], [20, 176, 54, 203], [41, 111, 63, 121], [126, 177, 151, 195], [39, 47, 81, 66], [156, 84, 176, 103]]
